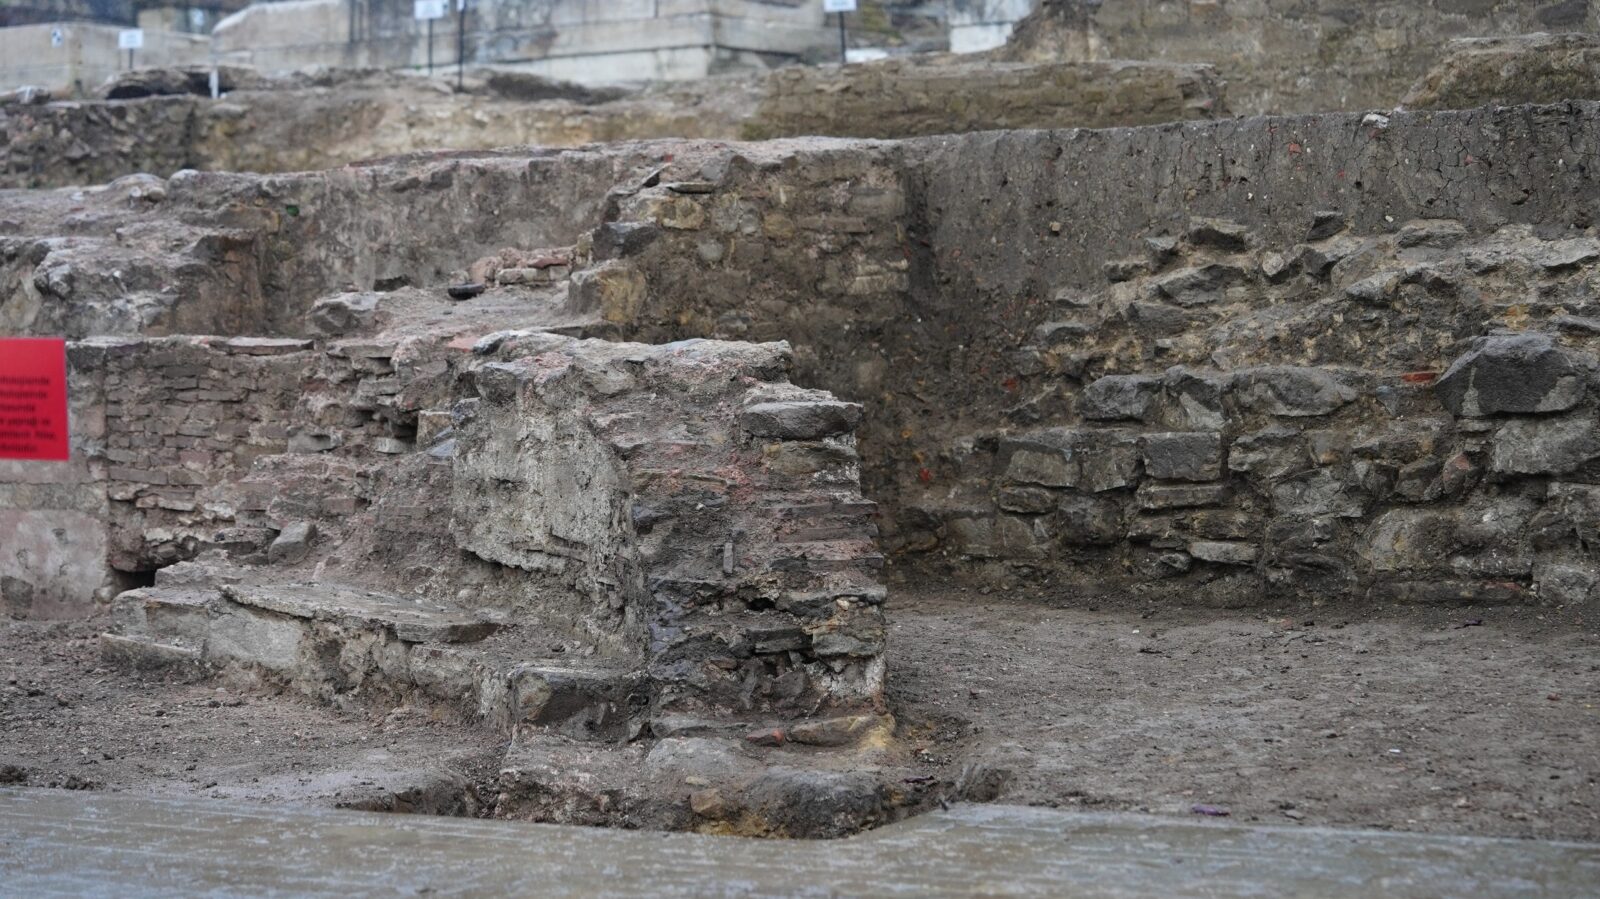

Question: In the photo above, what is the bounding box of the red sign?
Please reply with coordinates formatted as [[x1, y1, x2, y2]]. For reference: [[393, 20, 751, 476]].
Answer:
[[0, 338, 70, 461]]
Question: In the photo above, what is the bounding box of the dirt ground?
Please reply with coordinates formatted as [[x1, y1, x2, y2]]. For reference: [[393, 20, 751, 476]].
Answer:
[[891, 585, 1600, 842], [4, 588, 1597, 841], [0, 620, 504, 814]]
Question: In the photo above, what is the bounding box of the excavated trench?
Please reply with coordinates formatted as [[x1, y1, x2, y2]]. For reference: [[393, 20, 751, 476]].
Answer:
[[4, 100, 1600, 839]]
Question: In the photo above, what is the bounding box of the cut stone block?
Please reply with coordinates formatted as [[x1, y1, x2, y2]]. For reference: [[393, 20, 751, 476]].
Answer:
[[221, 583, 500, 644]]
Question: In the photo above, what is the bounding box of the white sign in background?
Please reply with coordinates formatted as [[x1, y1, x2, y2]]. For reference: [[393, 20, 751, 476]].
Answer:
[[823, 0, 857, 12], [117, 28, 144, 50], [414, 0, 447, 20]]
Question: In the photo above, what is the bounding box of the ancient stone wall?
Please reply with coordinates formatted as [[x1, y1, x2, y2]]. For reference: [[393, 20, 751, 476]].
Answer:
[[459, 334, 886, 721], [565, 103, 1600, 609], [7, 313, 888, 737], [1003, 0, 1600, 115], [1, 149, 637, 335]]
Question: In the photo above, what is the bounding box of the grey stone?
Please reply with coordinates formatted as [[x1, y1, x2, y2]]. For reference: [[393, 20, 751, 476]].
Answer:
[[1142, 432, 1223, 481], [740, 401, 862, 440], [1153, 263, 1248, 307], [1491, 415, 1600, 475], [1305, 211, 1346, 242], [1534, 561, 1597, 605], [996, 486, 1057, 514], [1344, 271, 1402, 305], [1271, 469, 1367, 518], [1136, 483, 1230, 510], [307, 292, 379, 336], [1003, 429, 1140, 492], [945, 514, 1049, 559], [1187, 541, 1259, 566], [1185, 218, 1252, 253], [1082, 374, 1161, 422], [1055, 494, 1124, 546], [1232, 367, 1358, 417], [1228, 427, 1304, 479], [267, 521, 316, 565], [1395, 219, 1467, 249], [1435, 333, 1585, 417], [1533, 239, 1600, 272], [1162, 368, 1227, 430]]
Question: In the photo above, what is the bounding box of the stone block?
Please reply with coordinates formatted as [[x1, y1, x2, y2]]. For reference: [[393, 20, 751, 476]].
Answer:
[[1534, 561, 1598, 605], [1136, 483, 1229, 510], [1003, 429, 1140, 492], [567, 261, 647, 323], [1081, 374, 1160, 422], [1435, 333, 1586, 417], [1187, 540, 1259, 566], [1141, 432, 1223, 481], [741, 400, 862, 440], [1152, 263, 1248, 306], [267, 521, 316, 565], [1490, 415, 1600, 476], [1232, 367, 1358, 418]]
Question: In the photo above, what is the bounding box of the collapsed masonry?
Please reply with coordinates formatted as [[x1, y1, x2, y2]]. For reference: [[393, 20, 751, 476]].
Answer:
[[3, 97, 1599, 831]]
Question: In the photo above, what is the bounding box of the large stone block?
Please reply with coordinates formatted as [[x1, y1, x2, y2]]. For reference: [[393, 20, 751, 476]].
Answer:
[[1491, 415, 1600, 476], [1002, 428, 1140, 492], [1232, 368, 1358, 418], [1435, 333, 1586, 418], [1141, 432, 1223, 482]]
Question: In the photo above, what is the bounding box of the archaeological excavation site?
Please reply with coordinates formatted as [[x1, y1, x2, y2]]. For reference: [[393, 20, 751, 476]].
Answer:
[[4, 0, 1600, 894]]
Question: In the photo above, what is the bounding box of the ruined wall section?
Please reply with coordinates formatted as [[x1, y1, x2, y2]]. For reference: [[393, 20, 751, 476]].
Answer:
[[0, 342, 112, 618], [566, 142, 923, 514], [886, 102, 1600, 606], [1, 148, 644, 337], [457, 334, 887, 723]]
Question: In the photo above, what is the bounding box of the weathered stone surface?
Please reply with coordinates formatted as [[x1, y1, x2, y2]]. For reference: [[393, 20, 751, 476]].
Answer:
[[1491, 416, 1600, 476], [1137, 483, 1230, 511], [1435, 334, 1586, 417], [1153, 263, 1248, 307], [267, 521, 316, 565], [1232, 368, 1358, 418], [1003, 429, 1140, 492], [1142, 432, 1223, 482], [741, 401, 863, 441], [1187, 541, 1259, 566], [1082, 374, 1161, 422]]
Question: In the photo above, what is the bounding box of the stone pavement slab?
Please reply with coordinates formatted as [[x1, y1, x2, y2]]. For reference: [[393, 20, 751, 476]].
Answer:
[[2, 788, 1596, 898]]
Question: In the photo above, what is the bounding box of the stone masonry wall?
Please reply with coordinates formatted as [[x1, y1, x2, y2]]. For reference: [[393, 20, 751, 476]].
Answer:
[[884, 102, 1600, 605], [459, 333, 886, 722], [1, 148, 642, 337], [565, 103, 1600, 610]]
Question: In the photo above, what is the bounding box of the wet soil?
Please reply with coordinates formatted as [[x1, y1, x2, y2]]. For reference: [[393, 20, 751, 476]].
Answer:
[[890, 584, 1600, 842], [4, 590, 1597, 841], [0, 619, 505, 814]]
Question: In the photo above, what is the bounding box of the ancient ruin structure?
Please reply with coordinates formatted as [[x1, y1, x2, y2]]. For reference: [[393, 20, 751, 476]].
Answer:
[[4, 0, 1600, 851]]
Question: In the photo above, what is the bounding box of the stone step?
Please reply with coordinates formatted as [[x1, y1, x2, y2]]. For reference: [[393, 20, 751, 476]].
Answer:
[[103, 579, 642, 738], [220, 583, 500, 644]]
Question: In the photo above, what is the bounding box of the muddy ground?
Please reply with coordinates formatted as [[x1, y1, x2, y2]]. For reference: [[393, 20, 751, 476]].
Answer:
[[4, 587, 1597, 841]]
